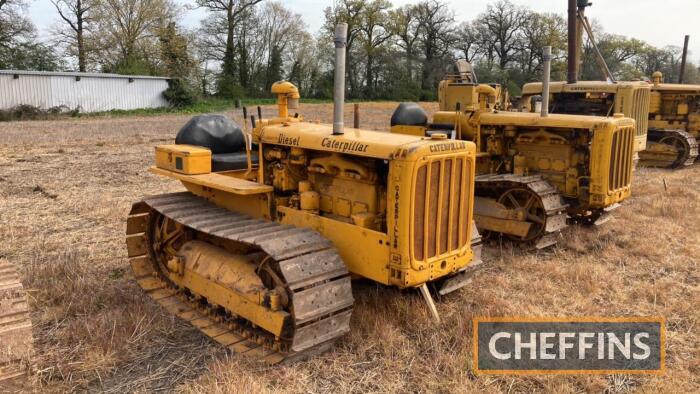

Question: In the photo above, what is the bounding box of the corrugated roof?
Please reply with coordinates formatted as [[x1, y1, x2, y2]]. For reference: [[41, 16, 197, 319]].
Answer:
[[0, 70, 170, 80]]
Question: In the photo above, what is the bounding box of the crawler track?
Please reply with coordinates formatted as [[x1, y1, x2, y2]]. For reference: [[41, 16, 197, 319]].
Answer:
[[126, 192, 354, 364], [0, 262, 33, 386], [476, 174, 568, 249], [640, 129, 698, 168]]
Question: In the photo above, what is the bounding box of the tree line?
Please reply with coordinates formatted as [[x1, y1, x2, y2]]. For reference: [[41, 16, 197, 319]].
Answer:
[[1, 0, 698, 101]]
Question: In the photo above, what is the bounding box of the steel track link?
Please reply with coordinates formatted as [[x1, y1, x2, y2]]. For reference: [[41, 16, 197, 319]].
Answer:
[[641, 129, 699, 168], [126, 192, 354, 364], [476, 174, 569, 249], [677, 130, 698, 167], [0, 262, 33, 386]]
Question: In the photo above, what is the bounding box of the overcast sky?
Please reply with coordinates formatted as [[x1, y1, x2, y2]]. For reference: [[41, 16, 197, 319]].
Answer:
[[29, 0, 698, 62]]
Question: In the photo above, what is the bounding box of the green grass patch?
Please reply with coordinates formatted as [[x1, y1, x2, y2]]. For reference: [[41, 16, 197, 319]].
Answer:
[[1, 97, 399, 122], [79, 97, 333, 118]]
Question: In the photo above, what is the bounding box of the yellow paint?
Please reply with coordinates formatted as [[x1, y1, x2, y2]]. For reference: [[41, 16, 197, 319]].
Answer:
[[256, 122, 429, 160], [182, 182, 272, 220], [150, 166, 273, 195], [148, 81, 479, 293], [406, 107, 634, 204], [390, 125, 426, 136], [522, 81, 651, 152], [155, 144, 211, 175], [278, 206, 391, 284], [166, 241, 288, 336], [648, 79, 700, 139], [271, 81, 300, 119], [390, 69, 636, 240], [474, 215, 531, 238]]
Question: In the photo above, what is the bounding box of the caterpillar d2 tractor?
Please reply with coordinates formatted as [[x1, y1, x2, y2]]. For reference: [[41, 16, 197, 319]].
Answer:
[[520, 80, 651, 157], [521, 0, 696, 169], [125, 24, 480, 364], [391, 59, 636, 249], [0, 262, 33, 389], [639, 71, 699, 167], [520, 1, 648, 161]]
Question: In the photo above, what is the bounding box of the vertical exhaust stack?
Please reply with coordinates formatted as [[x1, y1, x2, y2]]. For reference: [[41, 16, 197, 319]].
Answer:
[[541, 46, 552, 117], [679, 35, 690, 84], [567, 0, 578, 84], [333, 23, 348, 135]]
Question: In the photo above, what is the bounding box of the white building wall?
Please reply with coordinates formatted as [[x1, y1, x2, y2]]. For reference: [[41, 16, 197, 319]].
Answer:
[[0, 71, 170, 112]]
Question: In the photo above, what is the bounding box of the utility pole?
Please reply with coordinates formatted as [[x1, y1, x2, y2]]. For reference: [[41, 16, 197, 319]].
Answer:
[[567, 0, 578, 83], [679, 35, 690, 84]]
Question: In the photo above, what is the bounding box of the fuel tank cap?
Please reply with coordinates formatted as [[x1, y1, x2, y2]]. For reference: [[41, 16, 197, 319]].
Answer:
[[430, 133, 448, 140]]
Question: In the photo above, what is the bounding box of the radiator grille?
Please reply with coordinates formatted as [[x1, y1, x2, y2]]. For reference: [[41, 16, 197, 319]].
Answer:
[[629, 88, 650, 137], [608, 126, 635, 191], [413, 157, 471, 261]]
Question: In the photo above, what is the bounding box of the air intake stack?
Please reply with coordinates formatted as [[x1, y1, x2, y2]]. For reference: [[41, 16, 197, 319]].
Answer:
[[541, 46, 552, 117], [333, 23, 348, 135]]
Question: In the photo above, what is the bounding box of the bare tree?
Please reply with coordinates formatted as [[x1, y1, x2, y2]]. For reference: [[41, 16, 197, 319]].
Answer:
[[51, 0, 96, 71], [0, 0, 33, 49], [258, 2, 306, 90], [518, 12, 566, 80], [94, 0, 176, 73], [196, 0, 262, 91], [286, 31, 323, 96], [455, 21, 482, 62], [358, 0, 392, 98], [388, 4, 420, 81], [478, 0, 528, 69], [414, 0, 455, 94]]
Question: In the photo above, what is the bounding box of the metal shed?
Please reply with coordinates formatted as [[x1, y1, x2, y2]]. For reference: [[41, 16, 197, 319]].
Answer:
[[0, 70, 170, 112]]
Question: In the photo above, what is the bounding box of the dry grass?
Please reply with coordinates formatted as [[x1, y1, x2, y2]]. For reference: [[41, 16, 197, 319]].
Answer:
[[0, 103, 698, 393]]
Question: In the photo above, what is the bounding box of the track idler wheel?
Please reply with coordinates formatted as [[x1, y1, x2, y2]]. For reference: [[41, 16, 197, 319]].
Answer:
[[126, 192, 354, 364], [640, 130, 699, 168], [147, 214, 295, 352], [497, 188, 547, 243], [659, 134, 693, 168]]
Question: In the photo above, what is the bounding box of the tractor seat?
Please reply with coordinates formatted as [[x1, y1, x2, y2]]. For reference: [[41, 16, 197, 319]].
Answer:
[[211, 152, 259, 172], [176, 114, 254, 172]]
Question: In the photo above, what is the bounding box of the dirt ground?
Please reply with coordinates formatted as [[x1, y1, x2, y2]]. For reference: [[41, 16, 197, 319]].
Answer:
[[0, 102, 698, 393]]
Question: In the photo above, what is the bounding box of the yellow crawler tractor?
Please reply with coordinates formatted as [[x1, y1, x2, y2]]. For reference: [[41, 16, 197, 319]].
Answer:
[[0, 262, 33, 388], [391, 59, 636, 249], [125, 24, 480, 364], [521, 80, 651, 156], [521, 0, 697, 169], [639, 71, 699, 167]]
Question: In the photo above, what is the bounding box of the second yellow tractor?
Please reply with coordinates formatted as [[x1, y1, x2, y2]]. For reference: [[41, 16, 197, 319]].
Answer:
[[391, 59, 636, 249]]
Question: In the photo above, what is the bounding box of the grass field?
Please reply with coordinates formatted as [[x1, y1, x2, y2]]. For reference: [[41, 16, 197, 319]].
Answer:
[[0, 102, 698, 393]]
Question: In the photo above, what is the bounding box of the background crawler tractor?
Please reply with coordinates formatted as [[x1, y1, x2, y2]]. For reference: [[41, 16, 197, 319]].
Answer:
[[520, 0, 697, 169], [125, 24, 481, 364], [390, 58, 636, 249], [639, 71, 700, 168]]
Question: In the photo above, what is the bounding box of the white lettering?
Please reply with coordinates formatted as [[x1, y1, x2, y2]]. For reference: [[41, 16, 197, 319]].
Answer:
[[578, 332, 595, 359], [608, 333, 631, 359], [598, 332, 605, 359], [514, 333, 537, 360], [539, 333, 556, 360], [633, 333, 650, 360], [559, 332, 576, 359], [488, 332, 511, 360]]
